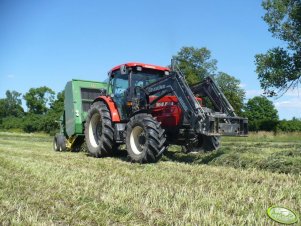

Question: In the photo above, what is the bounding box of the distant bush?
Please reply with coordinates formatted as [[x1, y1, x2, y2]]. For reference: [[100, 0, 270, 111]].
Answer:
[[277, 118, 301, 132], [22, 114, 44, 133], [39, 111, 61, 134], [248, 119, 279, 132], [0, 112, 60, 134], [1, 116, 24, 130], [247, 118, 301, 132]]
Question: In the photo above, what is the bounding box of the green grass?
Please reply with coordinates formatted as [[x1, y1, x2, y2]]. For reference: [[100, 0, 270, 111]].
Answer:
[[0, 132, 300, 225], [224, 131, 301, 143], [165, 132, 301, 175]]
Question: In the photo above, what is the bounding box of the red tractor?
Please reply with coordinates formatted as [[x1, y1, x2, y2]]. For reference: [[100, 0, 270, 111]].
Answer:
[[84, 61, 248, 163]]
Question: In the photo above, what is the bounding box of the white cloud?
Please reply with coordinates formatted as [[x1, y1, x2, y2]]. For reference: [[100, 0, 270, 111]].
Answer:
[[274, 97, 301, 119], [239, 83, 247, 88], [245, 88, 301, 99], [245, 89, 263, 98], [274, 98, 301, 109], [282, 88, 301, 97]]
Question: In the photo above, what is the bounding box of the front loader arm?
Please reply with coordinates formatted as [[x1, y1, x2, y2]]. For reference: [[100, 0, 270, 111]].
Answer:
[[135, 70, 248, 136], [142, 71, 206, 129], [191, 77, 236, 117]]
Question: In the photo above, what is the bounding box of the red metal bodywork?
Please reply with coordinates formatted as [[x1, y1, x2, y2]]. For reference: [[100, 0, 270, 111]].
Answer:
[[150, 96, 203, 127], [96, 95, 202, 126], [100, 63, 202, 127], [110, 62, 170, 73]]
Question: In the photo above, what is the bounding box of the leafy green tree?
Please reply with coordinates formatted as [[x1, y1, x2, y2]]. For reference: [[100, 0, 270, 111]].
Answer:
[[22, 113, 43, 133], [173, 47, 217, 85], [277, 118, 301, 132], [215, 72, 246, 115], [173, 46, 246, 114], [0, 88, 64, 134], [244, 96, 279, 131], [24, 91, 65, 134], [0, 90, 24, 118], [23, 86, 55, 114], [50, 91, 64, 114], [44, 91, 65, 134], [255, 0, 301, 96]]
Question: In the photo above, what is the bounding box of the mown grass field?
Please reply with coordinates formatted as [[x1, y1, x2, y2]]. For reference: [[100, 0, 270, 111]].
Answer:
[[0, 132, 300, 225]]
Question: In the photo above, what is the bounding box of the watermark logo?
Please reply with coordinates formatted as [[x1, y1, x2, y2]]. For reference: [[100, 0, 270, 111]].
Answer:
[[267, 206, 298, 224]]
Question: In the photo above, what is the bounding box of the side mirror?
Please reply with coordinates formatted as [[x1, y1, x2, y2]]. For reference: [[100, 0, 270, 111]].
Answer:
[[120, 64, 127, 75]]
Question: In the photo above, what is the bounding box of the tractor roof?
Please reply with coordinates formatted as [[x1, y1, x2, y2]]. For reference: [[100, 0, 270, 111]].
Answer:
[[110, 62, 170, 72]]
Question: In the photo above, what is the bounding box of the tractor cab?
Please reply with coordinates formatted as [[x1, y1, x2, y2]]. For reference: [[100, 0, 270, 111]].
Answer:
[[107, 63, 171, 120]]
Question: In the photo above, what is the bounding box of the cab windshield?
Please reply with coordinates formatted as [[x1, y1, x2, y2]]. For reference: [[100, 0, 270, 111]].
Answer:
[[132, 69, 165, 87], [110, 72, 128, 96]]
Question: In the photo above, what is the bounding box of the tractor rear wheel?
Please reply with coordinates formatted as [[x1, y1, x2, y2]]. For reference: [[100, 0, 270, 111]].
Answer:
[[84, 101, 115, 157], [183, 135, 220, 153], [53, 134, 67, 151], [126, 114, 167, 163], [203, 135, 220, 152]]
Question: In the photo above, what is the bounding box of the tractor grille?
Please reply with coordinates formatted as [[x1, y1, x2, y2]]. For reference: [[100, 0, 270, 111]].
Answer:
[[81, 88, 102, 112]]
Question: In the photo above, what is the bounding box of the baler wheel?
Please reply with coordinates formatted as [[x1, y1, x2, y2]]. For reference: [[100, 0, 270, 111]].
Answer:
[[53, 134, 67, 151], [126, 114, 167, 163], [84, 101, 115, 157]]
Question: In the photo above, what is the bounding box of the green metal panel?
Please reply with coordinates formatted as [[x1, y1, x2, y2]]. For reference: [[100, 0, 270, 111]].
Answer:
[[64, 79, 107, 137]]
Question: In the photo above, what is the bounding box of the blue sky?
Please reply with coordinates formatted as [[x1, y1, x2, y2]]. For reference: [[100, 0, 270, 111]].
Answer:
[[0, 0, 300, 119]]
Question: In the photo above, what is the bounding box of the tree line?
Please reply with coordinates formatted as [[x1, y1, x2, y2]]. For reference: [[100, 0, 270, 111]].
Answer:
[[0, 88, 64, 134], [0, 45, 300, 134]]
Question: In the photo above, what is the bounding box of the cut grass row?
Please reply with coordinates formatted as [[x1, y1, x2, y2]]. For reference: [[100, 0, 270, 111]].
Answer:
[[0, 132, 300, 225], [165, 141, 301, 175]]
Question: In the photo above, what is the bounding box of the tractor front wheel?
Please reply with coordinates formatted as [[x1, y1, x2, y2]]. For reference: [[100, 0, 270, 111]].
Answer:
[[126, 114, 167, 163], [84, 101, 115, 157]]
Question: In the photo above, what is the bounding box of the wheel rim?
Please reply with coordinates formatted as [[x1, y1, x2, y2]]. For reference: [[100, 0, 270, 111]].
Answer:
[[130, 126, 146, 155], [89, 113, 102, 148]]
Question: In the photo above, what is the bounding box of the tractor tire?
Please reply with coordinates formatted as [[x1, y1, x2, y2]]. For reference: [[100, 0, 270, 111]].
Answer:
[[202, 135, 220, 152], [53, 134, 67, 151], [84, 101, 115, 157], [183, 135, 220, 153], [126, 114, 167, 163]]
